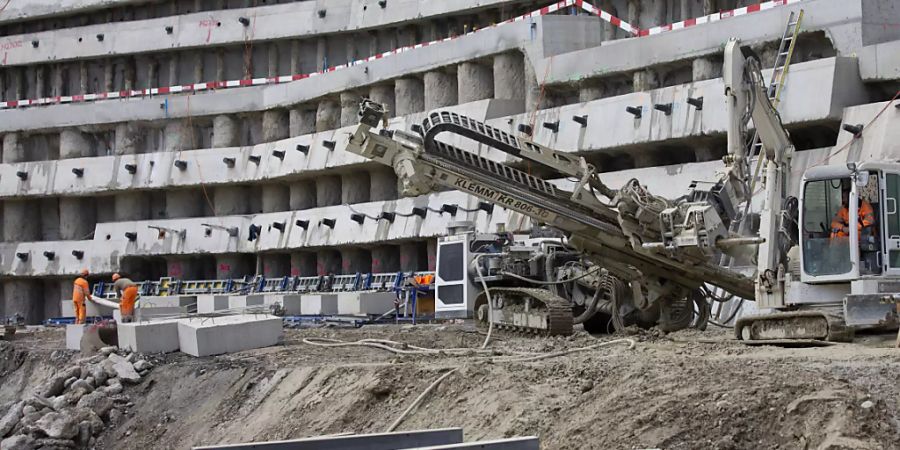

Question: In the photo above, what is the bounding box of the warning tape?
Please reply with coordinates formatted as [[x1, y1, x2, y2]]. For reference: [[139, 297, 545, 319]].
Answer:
[[0, 0, 805, 110], [638, 0, 805, 36]]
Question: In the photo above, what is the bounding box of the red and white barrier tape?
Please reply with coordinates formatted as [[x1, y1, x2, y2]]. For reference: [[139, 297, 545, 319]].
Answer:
[[0, 0, 805, 110], [639, 0, 805, 36]]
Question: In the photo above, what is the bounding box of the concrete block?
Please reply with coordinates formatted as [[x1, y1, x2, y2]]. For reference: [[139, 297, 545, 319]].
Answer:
[[117, 320, 180, 354], [176, 315, 283, 357], [196, 295, 230, 314], [113, 306, 191, 323], [300, 294, 338, 315], [60, 300, 114, 318], [337, 292, 396, 316], [228, 295, 265, 310], [65, 325, 85, 350], [137, 295, 197, 311], [262, 294, 302, 315]]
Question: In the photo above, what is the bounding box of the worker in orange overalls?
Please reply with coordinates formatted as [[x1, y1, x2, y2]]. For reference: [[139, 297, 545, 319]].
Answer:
[[112, 273, 139, 323], [72, 269, 92, 324], [831, 188, 875, 238]]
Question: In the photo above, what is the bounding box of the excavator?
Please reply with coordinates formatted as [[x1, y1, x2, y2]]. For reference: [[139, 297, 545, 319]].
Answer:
[[342, 38, 900, 343]]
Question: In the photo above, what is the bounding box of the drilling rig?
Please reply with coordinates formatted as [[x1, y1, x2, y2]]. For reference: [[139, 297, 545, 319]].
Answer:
[[342, 38, 900, 343]]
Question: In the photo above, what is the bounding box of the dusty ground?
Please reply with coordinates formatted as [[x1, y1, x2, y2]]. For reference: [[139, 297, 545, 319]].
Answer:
[[3, 323, 900, 449]]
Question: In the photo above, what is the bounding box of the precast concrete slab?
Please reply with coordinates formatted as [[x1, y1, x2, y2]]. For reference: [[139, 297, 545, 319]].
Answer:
[[300, 294, 338, 315], [337, 292, 396, 316], [113, 306, 190, 323], [262, 294, 302, 315], [177, 315, 283, 357], [117, 320, 180, 354], [60, 300, 114, 318], [65, 324, 85, 351], [137, 296, 198, 312], [227, 295, 265, 311], [197, 295, 231, 314], [192, 428, 464, 450]]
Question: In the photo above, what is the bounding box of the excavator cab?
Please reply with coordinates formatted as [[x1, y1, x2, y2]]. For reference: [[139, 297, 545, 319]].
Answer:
[[795, 163, 900, 331]]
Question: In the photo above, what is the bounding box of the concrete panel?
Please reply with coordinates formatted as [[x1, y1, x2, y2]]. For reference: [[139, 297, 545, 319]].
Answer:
[[193, 428, 464, 450], [114, 306, 191, 323], [60, 298, 114, 318], [227, 295, 265, 310], [137, 295, 198, 311], [65, 324, 85, 350], [117, 320, 180, 354], [337, 292, 396, 316], [176, 315, 282, 357], [196, 294, 231, 314], [300, 294, 338, 315]]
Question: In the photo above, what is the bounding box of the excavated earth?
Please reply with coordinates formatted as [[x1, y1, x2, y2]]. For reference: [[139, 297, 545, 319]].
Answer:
[[2, 323, 900, 449]]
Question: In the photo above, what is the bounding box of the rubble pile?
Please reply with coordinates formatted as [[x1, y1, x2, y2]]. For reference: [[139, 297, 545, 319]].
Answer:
[[0, 347, 153, 450]]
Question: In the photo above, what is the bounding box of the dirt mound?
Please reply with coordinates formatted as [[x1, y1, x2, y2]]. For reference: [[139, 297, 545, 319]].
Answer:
[[2, 325, 900, 449]]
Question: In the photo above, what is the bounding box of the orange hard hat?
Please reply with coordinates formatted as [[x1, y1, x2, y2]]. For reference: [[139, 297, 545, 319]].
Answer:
[[80, 269, 89, 277], [111, 273, 121, 282]]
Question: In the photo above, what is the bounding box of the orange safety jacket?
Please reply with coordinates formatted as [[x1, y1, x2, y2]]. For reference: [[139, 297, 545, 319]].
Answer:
[[72, 277, 91, 303], [831, 200, 875, 238]]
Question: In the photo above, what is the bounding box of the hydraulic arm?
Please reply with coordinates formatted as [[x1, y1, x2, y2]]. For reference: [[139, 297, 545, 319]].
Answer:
[[347, 102, 756, 305]]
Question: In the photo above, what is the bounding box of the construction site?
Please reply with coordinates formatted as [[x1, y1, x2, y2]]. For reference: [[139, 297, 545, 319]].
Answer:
[[2, 0, 900, 448]]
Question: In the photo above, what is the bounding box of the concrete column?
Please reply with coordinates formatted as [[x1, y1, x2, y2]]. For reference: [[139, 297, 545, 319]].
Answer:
[[370, 168, 397, 201], [316, 250, 341, 276], [316, 37, 327, 71], [600, 2, 618, 41], [212, 115, 239, 148], [46, 280, 66, 319], [368, 84, 396, 119], [4, 280, 44, 324], [315, 98, 340, 132], [124, 57, 136, 91], [262, 110, 289, 142], [51, 65, 64, 97], [627, 0, 640, 28], [398, 25, 417, 47], [290, 252, 317, 277], [632, 152, 658, 168], [165, 189, 204, 218], [316, 176, 342, 207], [426, 239, 437, 271], [289, 180, 316, 210], [524, 59, 540, 113], [164, 121, 187, 151], [289, 107, 317, 137], [59, 198, 96, 240], [79, 62, 88, 94], [703, 0, 719, 15], [267, 43, 279, 77], [367, 31, 379, 57], [579, 83, 606, 102], [41, 198, 60, 241], [340, 92, 362, 127], [216, 254, 252, 279], [213, 186, 249, 215], [104, 60, 115, 92], [215, 49, 226, 81], [3, 200, 41, 241], [680, 0, 692, 21], [2, 133, 24, 163], [192, 51, 204, 84], [35, 66, 47, 98], [146, 59, 159, 89], [424, 71, 458, 110], [641, 0, 666, 29], [371, 246, 400, 273], [290, 40, 301, 74], [394, 78, 424, 116], [457, 62, 494, 104], [261, 184, 290, 213], [59, 129, 92, 159], [114, 192, 150, 221], [341, 248, 371, 274], [633, 69, 658, 92], [115, 123, 142, 155], [400, 242, 425, 272], [261, 254, 290, 278], [692, 57, 720, 82], [341, 172, 370, 204]]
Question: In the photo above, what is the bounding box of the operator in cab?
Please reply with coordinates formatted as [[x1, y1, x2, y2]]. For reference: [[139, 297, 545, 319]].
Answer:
[[831, 187, 875, 238]]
